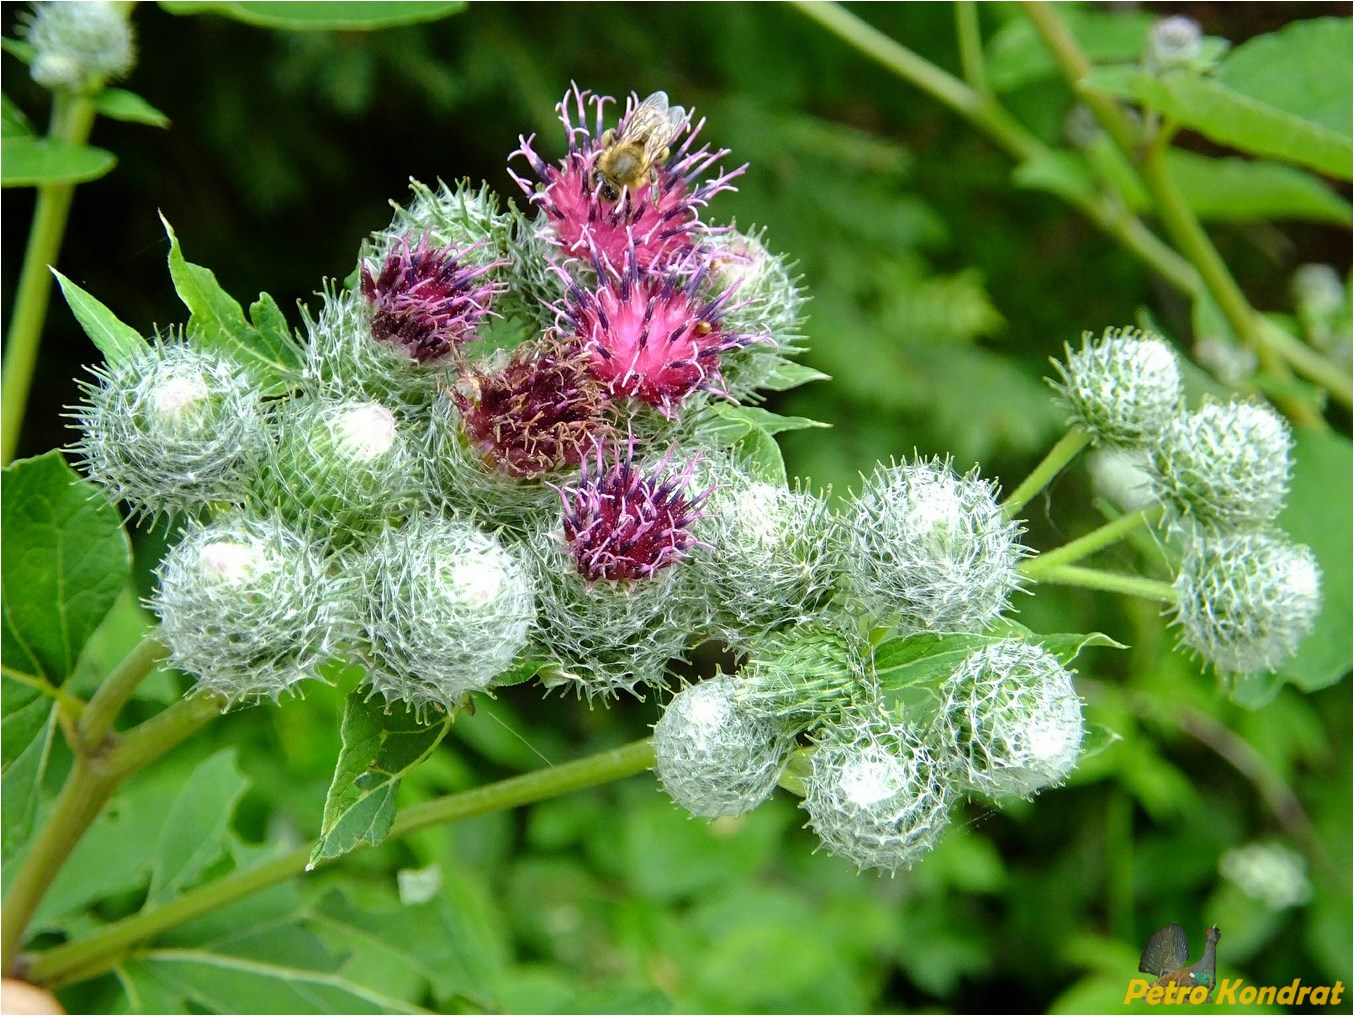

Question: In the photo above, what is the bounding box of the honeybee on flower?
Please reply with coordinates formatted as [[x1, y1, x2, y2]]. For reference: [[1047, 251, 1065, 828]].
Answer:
[[593, 90, 687, 203]]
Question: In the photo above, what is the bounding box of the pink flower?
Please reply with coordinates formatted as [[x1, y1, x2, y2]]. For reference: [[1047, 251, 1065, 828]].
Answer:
[[453, 338, 609, 478], [510, 84, 743, 274], [360, 236, 504, 363], [558, 441, 707, 583], [559, 247, 758, 413]]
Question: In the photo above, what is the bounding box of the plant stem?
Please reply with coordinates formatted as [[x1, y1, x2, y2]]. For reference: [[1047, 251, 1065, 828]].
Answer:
[[1001, 428, 1091, 518], [1024, 563, 1176, 602], [75, 633, 168, 753], [954, 2, 988, 94], [790, 1, 1200, 296], [2, 91, 98, 465], [25, 738, 657, 988], [1, 692, 224, 976], [1023, 506, 1161, 575], [1019, 1, 1325, 427]]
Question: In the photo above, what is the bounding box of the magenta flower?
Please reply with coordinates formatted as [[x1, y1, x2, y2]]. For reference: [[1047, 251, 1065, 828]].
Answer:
[[509, 84, 743, 274], [360, 236, 504, 363], [453, 338, 609, 478], [558, 441, 708, 583]]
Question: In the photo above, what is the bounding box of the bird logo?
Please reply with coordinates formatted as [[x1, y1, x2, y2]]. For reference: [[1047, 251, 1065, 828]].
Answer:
[[1138, 923, 1221, 998]]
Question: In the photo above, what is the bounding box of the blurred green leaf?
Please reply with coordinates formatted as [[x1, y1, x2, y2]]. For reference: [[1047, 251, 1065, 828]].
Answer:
[[310, 691, 455, 866], [1, 93, 33, 138], [0, 38, 36, 65], [160, 0, 466, 30], [985, 8, 1157, 92], [1214, 17, 1351, 139], [0, 137, 116, 187], [52, 269, 149, 366], [1164, 151, 1351, 225], [147, 751, 250, 906], [1, 452, 130, 687], [93, 88, 171, 128]]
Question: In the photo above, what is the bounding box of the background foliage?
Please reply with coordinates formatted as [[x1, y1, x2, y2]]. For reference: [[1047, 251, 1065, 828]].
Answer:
[[2, 2, 1350, 1012]]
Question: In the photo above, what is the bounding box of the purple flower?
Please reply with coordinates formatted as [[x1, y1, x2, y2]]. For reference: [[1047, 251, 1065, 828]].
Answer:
[[558, 441, 708, 583], [509, 84, 743, 274], [360, 236, 504, 363], [559, 247, 759, 414], [453, 338, 609, 479]]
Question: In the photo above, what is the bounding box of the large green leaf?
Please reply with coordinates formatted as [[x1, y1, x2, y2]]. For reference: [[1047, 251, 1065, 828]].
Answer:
[[146, 751, 250, 906], [1084, 65, 1353, 181], [1, 452, 131, 686], [161, 214, 304, 394], [53, 269, 150, 367], [160, 0, 465, 30], [1214, 17, 1351, 140], [309, 691, 456, 867], [1, 137, 116, 187], [1162, 151, 1350, 225], [0, 679, 57, 869]]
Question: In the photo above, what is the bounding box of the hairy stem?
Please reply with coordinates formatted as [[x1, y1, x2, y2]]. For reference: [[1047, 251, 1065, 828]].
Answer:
[[1001, 428, 1091, 518], [2, 91, 98, 465], [1024, 506, 1161, 575], [25, 738, 657, 988], [1024, 563, 1176, 602]]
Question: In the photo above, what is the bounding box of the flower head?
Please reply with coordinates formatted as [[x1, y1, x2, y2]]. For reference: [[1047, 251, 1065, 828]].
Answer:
[[360, 235, 504, 364], [25, 0, 134, 90], [557, 440, 708, 583], [510, 84, 743, 274], [560, 248, 759, 412], [1050, 326, 1182, 446], [452, 337, 609, 478]]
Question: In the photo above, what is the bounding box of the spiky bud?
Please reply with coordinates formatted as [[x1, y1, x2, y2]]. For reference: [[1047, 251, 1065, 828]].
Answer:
[[71, 341, 264, 522], [359, 516, 536, 711], [1050, 327, 1183, 446], [152, 514, 343, 700], [653, 675, 791, 818], [1150, 398, 1293, 529], [802, 707, 952, 874], [25, 0, 134, 90], [734, 623, 874, 732], [261, 397, 417, 532], [839, 458, 1024, 633], [929, 641, 1084, 799], [1172, 529, 1321, 675]]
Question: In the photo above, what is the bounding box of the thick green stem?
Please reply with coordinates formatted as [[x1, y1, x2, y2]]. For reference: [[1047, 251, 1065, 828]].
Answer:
[[76, 633, 168, 753], [1, 692, 224, 976], [1001, 428, 1091, 518], [790, 1, 1200, 296], [1023, 506, 1161, 575], [955, 2, 988, 94], [1025, 562, 1176, 602], [2, 91, 98, 465], [26, 738, 656, 988]]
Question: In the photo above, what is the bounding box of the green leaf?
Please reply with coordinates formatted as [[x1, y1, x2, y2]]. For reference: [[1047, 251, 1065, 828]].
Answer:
[[0, 38, 36, 65], [491, 654, 545, 688], [755, 359, 830, 393], [52, 269, 149, 366], [1163, 151, 1351, 225], [309, 691, 456, 867], [160, 0, 466, 30], [985, 8, 1157, 93], [93, 87, 171, 128], [731, 425, 788, 486], [1278, 429, 1352, 692], [0, 136, 116, 187], [1083, 65, 1353, 181], [2, 451, 131, 686], [1, 679, 57, 868], [2, 93, 34, 139], [146, 751, 250, 906], [161, 213, 303, 393]]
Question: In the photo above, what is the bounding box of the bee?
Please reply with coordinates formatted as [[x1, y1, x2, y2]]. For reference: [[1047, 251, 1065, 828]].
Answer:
[[593, 90, 686, 203]]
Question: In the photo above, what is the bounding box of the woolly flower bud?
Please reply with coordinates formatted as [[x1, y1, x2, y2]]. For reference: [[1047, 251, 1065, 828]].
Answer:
[[152, 514, 341, 700], [654, 675, 791, 818], [1150, 398, 1293, 528], [261, 397, 417, 532], [527, 520, 693, 699], [690, 460, 838, 644], [930, 641, 1084, 799], [1172, 529, 1321, 675], [840, 458, 1024, 633], [72, 341, 263, 522], [1086, 447, 1156, 513], [1218, 842, 1312, 910], [734, 623, 874, 732], [26, 0, 134, 90], [1146, 16, 1203, 73], [802, 708, 952, 874], [1050, 327, 1182, 446], [359, 516, 536, 710]]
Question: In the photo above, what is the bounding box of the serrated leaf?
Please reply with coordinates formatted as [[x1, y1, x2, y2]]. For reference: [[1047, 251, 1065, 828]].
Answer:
[[161, 213, 304, 393], [2, 451, 131, 686], [309, 691, 456, 866], [160, 0, 465, 30], [1, 136, 116, 187], [146, 751, 250, 906], [93, 87, 171, 128], [52, 269, 149, 366], [1083, 65, 1353, 181]]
